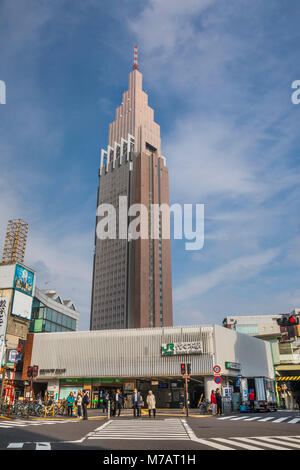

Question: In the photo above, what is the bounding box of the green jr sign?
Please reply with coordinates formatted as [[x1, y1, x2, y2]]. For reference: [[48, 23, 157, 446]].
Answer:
[[161, 341, 203, 356]]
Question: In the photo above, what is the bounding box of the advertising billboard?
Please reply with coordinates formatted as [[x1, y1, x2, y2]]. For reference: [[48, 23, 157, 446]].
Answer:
[[14, 264, 34, 296], [0, 297, 10, 367], [11, 290, 33, 320]]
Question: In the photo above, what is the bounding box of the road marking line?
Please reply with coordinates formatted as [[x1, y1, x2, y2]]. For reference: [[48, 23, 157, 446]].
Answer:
[[212, 437, 263, 450], [288, 418, 300, 424], [230, 416, 248, 420], [7, 443, 24, 449], [257, 417, 274, 422], [272, 417, 288, 423], [35, 442, 51, 450], [181, 419, 234, 450], [232, 437, 289, 450], [266, 436, 300, 448], [217, 416, 236, 420], [243, 416, 261, 421]]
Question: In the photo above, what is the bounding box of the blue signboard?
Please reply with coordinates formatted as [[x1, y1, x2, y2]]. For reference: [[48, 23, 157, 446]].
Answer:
[[14, 265, 34, 296]]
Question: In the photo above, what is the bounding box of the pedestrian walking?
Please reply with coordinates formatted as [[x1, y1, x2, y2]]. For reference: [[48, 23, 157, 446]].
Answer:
[[296, 395, 300, 412], [210, 390, 217, 416], [82, 390, 90, 420], [114, 389, 123, 417], [146, 391, 156, 418], [132, 388, 141, 418], [249, 389, 255, 412], [67, 392, 75, 417], [215, 388, 222, 415], [76, 391, 83, 418]]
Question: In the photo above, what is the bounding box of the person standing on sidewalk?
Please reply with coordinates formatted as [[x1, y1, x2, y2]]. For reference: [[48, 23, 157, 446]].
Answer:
[[76, 391, 83, 418], [82, 390, 90, 420], [114, 389, 123, 417], [132, 388, 140, 418], [67, 392, 75, 417], [210, 390, 217, 416], [146, 391, 156, 418], [249, 389, 255, 412], [215, 388, 222, 415]]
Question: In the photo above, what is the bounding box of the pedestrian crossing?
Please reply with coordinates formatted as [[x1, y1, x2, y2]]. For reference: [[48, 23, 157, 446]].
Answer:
[[86, 418, 191, 441], [194, 435, 300, 450], [6, 435, 300, 451], [0, 419, 76, 429], [217, 415, 300, 425]]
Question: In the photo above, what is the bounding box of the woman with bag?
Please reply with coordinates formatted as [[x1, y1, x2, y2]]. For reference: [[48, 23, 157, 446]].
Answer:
[[146, 390, 156, 418]]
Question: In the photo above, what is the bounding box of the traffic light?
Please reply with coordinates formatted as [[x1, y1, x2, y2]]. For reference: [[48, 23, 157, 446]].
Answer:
[[186, 363, 191, 375], [32, 365, 39, 377], [27, 366, 33, 378], [181, 363, 186, 375], [277, 315, 299, 327]]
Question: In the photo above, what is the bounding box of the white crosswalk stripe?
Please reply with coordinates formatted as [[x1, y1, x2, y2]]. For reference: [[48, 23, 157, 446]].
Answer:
[[87, 418, 191, 441], [192, 435, 300, 450], [217, 415, 300, 424], [272, 417, 288, 423], [0, 419, 75, 429], [7, 442, 52, 450]]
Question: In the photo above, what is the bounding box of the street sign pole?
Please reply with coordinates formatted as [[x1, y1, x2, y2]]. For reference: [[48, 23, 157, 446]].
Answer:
[[185, 376, 189, 418]]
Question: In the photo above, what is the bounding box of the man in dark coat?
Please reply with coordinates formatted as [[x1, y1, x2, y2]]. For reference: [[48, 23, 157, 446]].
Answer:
[[82, 390, 90, 420], [132, 388, 141, 418], [215, 388, 222, 415]]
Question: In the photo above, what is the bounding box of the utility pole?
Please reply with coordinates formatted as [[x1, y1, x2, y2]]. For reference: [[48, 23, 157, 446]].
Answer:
[[185, 376, 189, 418]]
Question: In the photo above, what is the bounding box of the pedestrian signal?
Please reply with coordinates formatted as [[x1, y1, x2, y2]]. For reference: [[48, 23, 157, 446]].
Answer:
[[186, 363, 191, 375], [32, 365, 39, 377], [277, 315, 299, 327], [181, 363, 186, 375], [27, 366, 33, 378]]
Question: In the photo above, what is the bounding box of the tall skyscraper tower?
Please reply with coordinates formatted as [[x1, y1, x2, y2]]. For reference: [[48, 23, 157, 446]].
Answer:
[[90, 47, 173, 330]]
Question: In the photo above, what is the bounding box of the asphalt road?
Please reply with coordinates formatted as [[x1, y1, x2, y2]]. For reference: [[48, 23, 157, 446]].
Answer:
[[1, 411, 300, 451]]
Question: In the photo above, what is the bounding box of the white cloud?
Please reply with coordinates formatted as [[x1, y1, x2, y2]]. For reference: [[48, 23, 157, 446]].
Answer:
[[174, 248, 280, 302]]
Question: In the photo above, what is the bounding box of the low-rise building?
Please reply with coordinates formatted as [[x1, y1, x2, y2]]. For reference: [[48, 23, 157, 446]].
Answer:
[[29, 288, 79, 334], [22, 325, 275, 409], [223, 313, 300, 409]]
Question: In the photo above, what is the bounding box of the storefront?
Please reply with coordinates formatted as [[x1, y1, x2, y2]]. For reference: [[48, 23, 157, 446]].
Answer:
[[22, 325, 275, 408]]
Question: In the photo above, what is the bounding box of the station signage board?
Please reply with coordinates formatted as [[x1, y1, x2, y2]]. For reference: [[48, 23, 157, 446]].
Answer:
[[161, 341, 203, 356], [225, 361, 241, 370]]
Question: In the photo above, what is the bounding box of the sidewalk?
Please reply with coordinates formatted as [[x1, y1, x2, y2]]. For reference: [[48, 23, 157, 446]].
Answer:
[[1, 407, 216, 421]]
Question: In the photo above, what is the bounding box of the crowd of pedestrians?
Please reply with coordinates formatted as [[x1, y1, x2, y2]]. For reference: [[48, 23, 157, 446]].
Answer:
[[210, 388, 223, 415], [64, 387, 225, 418]]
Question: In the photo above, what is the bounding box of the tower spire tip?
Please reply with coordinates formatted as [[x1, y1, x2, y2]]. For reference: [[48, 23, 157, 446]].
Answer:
[[133, 45, 138, 70]]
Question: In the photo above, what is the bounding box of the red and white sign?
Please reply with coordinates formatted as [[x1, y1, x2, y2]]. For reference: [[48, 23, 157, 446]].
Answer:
[[213, 365, 221, 374]]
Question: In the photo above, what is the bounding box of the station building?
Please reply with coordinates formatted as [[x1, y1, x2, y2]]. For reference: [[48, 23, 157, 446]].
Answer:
[[21, 324, 276, 408]]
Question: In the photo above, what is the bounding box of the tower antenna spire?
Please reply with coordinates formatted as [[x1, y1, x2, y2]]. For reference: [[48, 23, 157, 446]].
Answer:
[[133, 45, 138, 70]]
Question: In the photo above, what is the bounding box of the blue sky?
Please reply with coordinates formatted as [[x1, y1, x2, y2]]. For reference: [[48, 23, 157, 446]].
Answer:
[[1, 0, 300, 329]]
